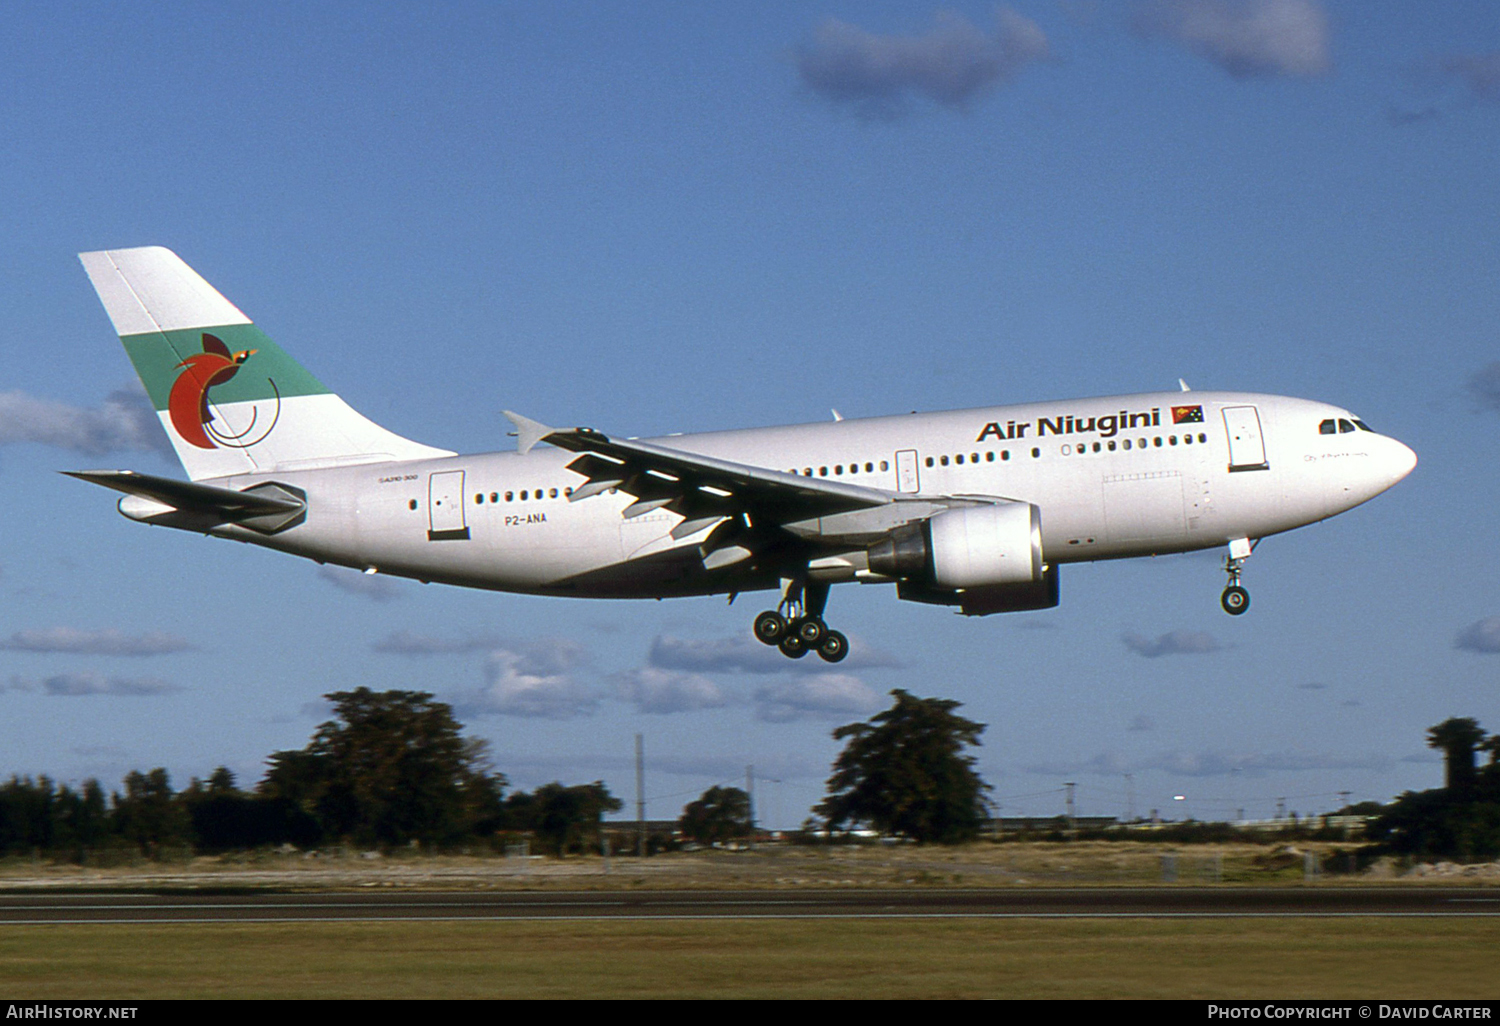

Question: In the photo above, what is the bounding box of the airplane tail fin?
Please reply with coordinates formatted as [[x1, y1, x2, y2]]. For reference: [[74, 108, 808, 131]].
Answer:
[[78, 247, 452, 481]]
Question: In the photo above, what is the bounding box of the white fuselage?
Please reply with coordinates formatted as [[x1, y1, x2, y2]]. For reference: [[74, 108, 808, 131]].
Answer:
[[194, 390, 1415, 602]]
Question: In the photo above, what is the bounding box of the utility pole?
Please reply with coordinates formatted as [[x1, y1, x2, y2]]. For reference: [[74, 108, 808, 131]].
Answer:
[[745, 764, 755, 846], [635, 733, 646, 858], [1065, 782, 1076, 833]]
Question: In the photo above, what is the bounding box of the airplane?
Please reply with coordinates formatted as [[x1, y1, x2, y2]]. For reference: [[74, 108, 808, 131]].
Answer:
[[70, 246, 1417, 663]]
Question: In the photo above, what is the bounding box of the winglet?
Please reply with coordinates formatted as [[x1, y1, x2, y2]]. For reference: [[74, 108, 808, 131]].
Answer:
[[503, 410, 555, 455]]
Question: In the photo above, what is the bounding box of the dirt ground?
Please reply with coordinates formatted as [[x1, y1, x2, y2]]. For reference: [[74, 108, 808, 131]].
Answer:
[[1, 840, 1494, 891]]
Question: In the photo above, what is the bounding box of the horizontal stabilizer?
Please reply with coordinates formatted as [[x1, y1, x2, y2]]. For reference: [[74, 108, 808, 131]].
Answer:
[[64, 470, 306, 534]]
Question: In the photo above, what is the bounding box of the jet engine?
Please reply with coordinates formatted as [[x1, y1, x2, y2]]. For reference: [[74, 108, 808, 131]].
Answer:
[[869, 502, 1057, 616]]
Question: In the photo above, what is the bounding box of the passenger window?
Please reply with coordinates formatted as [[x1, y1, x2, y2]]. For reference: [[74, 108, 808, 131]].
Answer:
[[819, 467, 828, 476], [490, 492, 498, 502], [880, 460, 889, 471], [865, 462, 873, 473], [1092, 442, 1101, 452], [1108, 441, 1116, 451], [1123, 439, 1131, 450], [1001, 451, 1010, 461], [1319, 419, 1337, 435], [550, 488, 558, 498], [505, 491, 514, 502], [408, 499, 417, 511], [1198, 433, 1207, 443], [474, 494, 483, 504], [1031, 447, 1040, 458], [985, 452, 994, 462], [970, 453, 978, 463], [834, 465, 843, 475], [520, 490, 528, 500], [1154, 437, 1162, 447], [1169, 436, 1177, 445], [925, 457, 934, 468], [940, 455, 949, 466]]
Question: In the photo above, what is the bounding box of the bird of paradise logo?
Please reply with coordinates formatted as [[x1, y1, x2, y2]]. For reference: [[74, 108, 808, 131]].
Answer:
[[167, 333, 281, 449]]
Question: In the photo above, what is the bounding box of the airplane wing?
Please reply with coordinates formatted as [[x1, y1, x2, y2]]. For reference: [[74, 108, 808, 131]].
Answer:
[[504, 411, 895, 542], [64, 470, 306, 533]]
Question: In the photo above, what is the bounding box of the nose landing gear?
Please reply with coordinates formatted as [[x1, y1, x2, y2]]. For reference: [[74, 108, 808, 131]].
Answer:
[[1220, 538, 1255, 616], [752, 578, 849, 662]]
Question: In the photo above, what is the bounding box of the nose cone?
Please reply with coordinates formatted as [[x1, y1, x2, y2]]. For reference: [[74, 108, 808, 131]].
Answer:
[[1384, 438, 1417, 486]]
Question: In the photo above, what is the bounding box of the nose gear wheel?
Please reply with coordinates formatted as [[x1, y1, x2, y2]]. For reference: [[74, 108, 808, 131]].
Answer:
[[1220, 551, 1251, 616]]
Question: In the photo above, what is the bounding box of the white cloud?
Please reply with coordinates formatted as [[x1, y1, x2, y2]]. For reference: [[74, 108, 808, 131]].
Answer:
[[1466, 364, 1500, 414], [1135, 0, 1330, 79], [648, 634, 902, 675], [615, 667, 729, 715], [1441, 52, 1500, 103], [1027, 748, 1389, 777], [0, 388, 173, 457], [9, 672, 182, 696], [0, 627, 192, 656], [1455, 616, 1500, 653], [1122, 629, 1224, 657], [753, 674, 883, 723], [371, 630, 497, 655], [460, 642, 597, 719], [795, 7, 1051, 117]]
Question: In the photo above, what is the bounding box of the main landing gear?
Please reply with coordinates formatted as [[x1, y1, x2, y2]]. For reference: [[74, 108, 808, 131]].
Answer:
[[753, 578, 849, 663], [1220, 538, 1255, 616]]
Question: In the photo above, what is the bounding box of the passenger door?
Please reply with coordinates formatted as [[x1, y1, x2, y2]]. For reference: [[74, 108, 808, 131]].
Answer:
[[1222, 406, 1269, 472], [427, 470, 470, 540]]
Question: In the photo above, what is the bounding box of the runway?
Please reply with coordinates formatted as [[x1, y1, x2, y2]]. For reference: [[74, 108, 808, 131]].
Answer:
[[1, 887, 1497, 924]]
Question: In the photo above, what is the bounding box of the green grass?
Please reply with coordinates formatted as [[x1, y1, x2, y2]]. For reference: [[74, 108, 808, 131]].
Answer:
[[1, 918, 1497, 999]]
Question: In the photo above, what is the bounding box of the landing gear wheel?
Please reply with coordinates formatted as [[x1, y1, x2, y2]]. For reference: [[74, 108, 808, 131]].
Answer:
[[779, 634, 808, 659], [817, 629, 848, 664], [795, 616, 826, 646], [754, 611, 787, 645], [1221, 585, 1250, 616]]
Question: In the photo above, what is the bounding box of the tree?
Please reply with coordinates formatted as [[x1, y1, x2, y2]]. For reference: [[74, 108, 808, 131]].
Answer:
[[261, 688, 507, 847], [505, 782, 621, 855], [112, 768, 191, 854], [1370, 717, 1500, 858], [1427, 717, 1487, 792], [679, 786, 752, 844], [816, 689, 991, 844]]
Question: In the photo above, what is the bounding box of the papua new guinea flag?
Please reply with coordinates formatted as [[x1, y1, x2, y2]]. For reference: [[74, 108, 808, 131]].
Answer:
[[1172, 405, 1204, 424]]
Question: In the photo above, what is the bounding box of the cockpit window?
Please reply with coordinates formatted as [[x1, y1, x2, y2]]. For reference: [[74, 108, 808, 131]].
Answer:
[[1353, 419, 1373, 432], [1338, 419, 1355, 433], [1319, 419, 1337, 435]]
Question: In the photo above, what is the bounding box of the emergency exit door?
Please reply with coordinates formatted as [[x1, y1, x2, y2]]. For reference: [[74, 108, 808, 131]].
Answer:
[[895, 449, 920, 493]]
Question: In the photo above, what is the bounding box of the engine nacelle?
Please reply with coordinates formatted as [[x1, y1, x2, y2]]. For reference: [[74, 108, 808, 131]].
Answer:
[[868, 502, 1044, 588]]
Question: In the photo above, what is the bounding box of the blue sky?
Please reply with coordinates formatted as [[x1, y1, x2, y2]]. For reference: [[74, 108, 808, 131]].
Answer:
[[1, 1, 1497, 829]]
